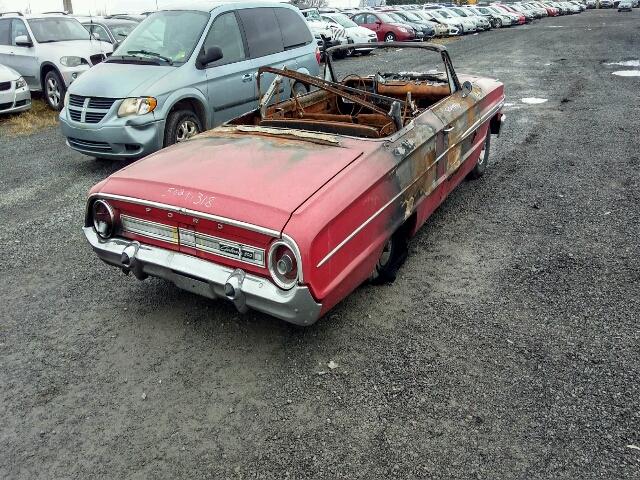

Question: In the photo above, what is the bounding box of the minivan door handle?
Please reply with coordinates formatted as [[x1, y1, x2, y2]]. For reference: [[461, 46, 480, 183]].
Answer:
[[241, 73, 253, 83]]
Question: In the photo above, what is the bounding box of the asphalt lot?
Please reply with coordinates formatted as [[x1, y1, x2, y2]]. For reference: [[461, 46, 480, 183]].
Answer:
[[1, 10, 639, 479]]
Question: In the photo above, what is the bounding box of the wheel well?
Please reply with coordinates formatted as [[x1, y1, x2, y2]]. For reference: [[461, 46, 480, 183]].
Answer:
[[40, 63, 59, 91], [168, 98, 207, 130]]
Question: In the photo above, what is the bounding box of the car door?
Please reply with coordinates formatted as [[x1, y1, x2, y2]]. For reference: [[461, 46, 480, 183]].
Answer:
[[85, 23, 113, 44], [203, 11, 256, 125], [8, 19, 39, 90], [365, 14, 384, 40], [0, 19, 12, 66], [238, 7, 292, 104]]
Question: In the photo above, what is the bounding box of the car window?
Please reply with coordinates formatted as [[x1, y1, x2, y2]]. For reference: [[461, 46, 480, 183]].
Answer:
[[87, 24, 110, 42], [238, 8, 284, 59], [366, 14, 379, 24], [326, 13, 357, 28], [113, 10, 210, 65], [11, 19, 29, 45], [0, 19, 11, 45], [27, 17, 90, 42], [274, 7, 312, 50], [202, 12, 246, 65], [352, 14, 364, 24], [109, 23, 136, 40]]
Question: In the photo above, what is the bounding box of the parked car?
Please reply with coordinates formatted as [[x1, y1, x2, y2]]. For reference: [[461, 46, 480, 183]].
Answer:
[[431, 9, 475, 33], [388, 10, 437, 39], [412, 11, 450, 36], [0, 63, 30, 114], [320, 13, 377, 56], [301, 8, 347, 57], [492, 4, 527, 23], [77, 17, 139, 49], [448, 7, 491, 31], [618, 0, 633, 10], [350, 11, 416, 42], [599, 0, 615, 7], [59, 2, 320, 160], [0, 12, 113, 110], [585, 0, 597, 7], [81, 42, 505, 325], [417, 11, 461, 36], [467, 6, 513, 26]]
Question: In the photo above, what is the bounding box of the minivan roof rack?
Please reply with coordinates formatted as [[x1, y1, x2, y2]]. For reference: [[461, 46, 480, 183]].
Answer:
[[0, 11, 24, 16]]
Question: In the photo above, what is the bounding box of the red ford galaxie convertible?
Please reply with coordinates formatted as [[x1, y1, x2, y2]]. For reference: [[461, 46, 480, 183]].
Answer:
[[84, 43, 505, 325]]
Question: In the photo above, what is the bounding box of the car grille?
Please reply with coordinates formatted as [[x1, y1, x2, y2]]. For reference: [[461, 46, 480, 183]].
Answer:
[[68, 95, 117, 124], [0, 101, 13, 111], [0, 81, 11, 91], [90, 54, 106, 65], [68, 137, 112, 152]]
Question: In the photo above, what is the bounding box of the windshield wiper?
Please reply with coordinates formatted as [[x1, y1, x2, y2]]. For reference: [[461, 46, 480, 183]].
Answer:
[[127, 50, 173, 65]]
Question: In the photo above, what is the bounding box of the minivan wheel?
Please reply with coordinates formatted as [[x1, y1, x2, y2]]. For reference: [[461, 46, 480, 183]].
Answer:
[[44, 70, 65, 111], [164, 110, 202, 147], [384, 32, 396, 42]]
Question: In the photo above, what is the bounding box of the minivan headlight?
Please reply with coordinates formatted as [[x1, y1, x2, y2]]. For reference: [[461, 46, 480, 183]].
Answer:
[[117, 97, 158, 117], [60, 56, 85, 67], [15, 77, 27, 89]]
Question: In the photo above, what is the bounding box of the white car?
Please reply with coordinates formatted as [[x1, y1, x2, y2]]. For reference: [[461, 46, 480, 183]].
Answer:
[[0, 12, 112, 110], [0, 63, 31, 114], [419, 10, 462, 36], [321, 13, 377, 56], [301, 8, 347, 55]]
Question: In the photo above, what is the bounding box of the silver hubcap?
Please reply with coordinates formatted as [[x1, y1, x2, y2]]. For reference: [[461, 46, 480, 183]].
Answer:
[[47, 77, 60, 107], [176, 120, 198, 142]]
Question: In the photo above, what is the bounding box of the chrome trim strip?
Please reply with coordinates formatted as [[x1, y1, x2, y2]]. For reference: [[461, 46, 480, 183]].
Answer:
[[121, 214, 179, 244], [191, 230, 266, 267], [316, 101, 502, 268], [88, 193, 281, 237]]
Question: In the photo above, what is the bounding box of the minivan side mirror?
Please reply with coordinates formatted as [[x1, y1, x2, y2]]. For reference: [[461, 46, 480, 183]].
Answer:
[[15, 35, 33, 48], [197, 46, 223, 68]]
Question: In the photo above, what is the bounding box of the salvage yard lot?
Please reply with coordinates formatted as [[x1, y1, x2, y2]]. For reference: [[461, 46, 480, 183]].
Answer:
[[1, 10, 638, 480]]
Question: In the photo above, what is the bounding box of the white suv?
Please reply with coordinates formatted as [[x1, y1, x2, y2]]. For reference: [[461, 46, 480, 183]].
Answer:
[[0, 12, 112, 110]]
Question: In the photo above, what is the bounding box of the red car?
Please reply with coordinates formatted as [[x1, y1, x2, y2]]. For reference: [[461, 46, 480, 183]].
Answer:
[[493, 4, 527, 23], [350, 11, 416, 42], [84, 44, 505, 325]]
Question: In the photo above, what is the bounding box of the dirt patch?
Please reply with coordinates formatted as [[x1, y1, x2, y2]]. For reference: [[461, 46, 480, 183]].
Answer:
[[0, 97, 59, 137]]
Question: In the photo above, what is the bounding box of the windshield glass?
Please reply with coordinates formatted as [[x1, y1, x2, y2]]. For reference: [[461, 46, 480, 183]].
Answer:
[[327, 13, 357, 28], [303, 9, 322, 21], [402, 11, 422, 21], [113, 10, 209, 65], [376, 13, 396, 22], [433, 10, 452, 19], [110, 22, 137, 39], [387, 13, 406, 22], [449, 9, 468, 17], [28, 17, 92, 42]]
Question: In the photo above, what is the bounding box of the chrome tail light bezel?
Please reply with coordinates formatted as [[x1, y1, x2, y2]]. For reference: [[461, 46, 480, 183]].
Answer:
[[268, 237, 303, 290], [92, 199, 116, 239]]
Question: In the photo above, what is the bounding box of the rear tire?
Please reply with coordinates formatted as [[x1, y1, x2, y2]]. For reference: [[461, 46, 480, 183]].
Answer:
[[164, 110, 202, 147], [467, 129, 490, 180], [370, 230, 408, 285], [44, 70, 65, 111]]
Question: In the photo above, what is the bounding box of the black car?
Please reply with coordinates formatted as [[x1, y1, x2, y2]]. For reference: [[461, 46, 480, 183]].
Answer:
[[391, 10, 436, 38]]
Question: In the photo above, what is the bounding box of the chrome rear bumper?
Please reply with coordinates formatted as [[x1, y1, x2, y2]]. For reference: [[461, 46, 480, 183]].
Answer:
[[84, 227, 322, 326]]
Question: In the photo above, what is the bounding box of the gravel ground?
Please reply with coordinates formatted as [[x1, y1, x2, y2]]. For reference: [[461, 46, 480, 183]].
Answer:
[[1, 10, 639, 479]]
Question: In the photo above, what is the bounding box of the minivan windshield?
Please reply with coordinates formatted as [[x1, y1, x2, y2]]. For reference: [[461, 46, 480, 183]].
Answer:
[[113, 10, 209, 65], [28, 17, 92, 43]]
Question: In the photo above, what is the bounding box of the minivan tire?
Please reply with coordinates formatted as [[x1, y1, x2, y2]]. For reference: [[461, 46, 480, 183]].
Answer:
[[164, 110, 203, 147], [44, 70, 65, 111]]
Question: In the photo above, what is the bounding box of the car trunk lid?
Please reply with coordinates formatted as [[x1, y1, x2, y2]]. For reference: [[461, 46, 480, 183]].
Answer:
[[101, 131, 364, 233]]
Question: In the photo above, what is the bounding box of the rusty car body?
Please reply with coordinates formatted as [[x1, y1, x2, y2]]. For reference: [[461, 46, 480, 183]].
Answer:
[[83, 43, 505, 325]]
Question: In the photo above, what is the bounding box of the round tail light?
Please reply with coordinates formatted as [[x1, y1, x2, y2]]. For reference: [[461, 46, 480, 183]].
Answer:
[[268, 241, 299, 290], [92, 199, 115, 239]]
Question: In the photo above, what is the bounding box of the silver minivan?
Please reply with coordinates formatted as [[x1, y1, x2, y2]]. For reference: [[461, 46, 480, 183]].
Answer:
[[60, 2, 320, 160]]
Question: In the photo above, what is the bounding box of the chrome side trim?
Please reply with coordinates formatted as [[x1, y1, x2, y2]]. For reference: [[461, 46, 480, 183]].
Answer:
[[87, 193, 281, 237], [316, 101, 502, 268], [121, 214, 179, 244]]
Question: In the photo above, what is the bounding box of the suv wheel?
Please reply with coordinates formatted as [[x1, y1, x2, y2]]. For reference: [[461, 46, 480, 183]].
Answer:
[[384, 32, 396, 42], [164, 110, 202, 147], [44, 70, 65, 111]]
